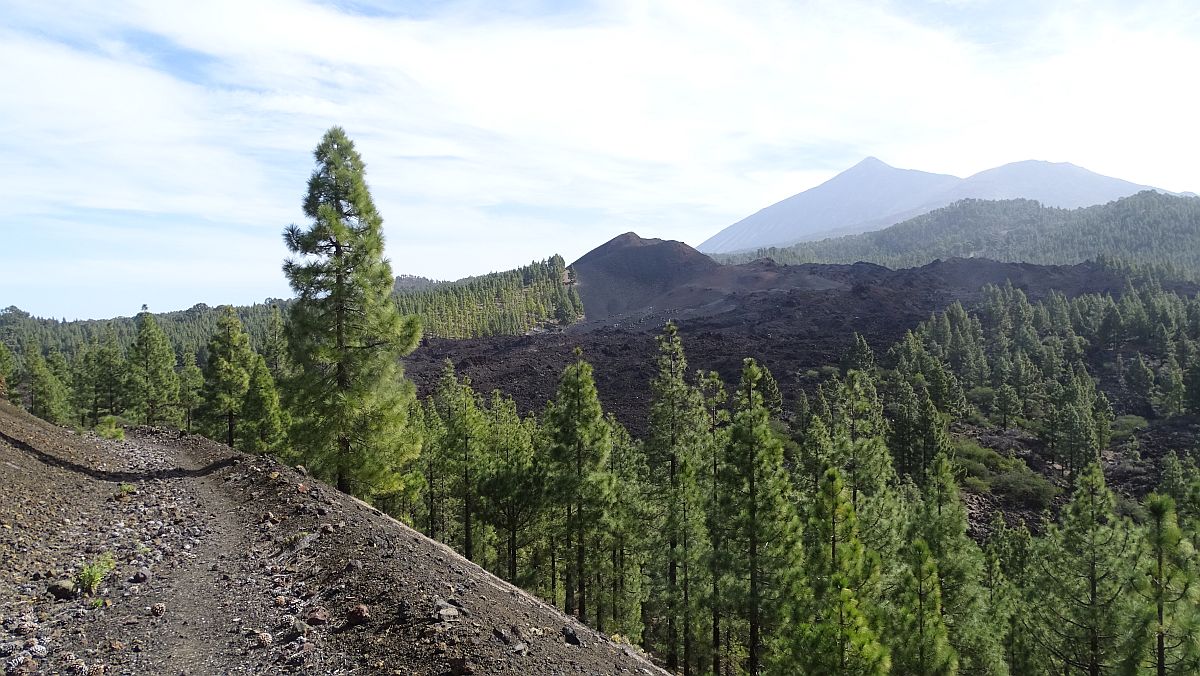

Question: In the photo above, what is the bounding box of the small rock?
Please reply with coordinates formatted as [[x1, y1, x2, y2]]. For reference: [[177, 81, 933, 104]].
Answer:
[[346, 604, 370, 626], [130, 568, 151, 584], [344, 560, 363, 572], [319, 523, 334, 534], [286, 641, 315, 665], [448, 657, 477, 675], [294, 465, 308, 476], [291, 619, 311, 637], [48, 579, 76, 600], [150, 602, 166, 617], [561, 626, 583, 646], [304, 606, 330, 626], [510, 642, 529, 657]]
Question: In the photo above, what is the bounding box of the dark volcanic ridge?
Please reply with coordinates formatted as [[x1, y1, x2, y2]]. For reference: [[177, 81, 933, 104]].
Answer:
[[407, 232, 1143, 436]]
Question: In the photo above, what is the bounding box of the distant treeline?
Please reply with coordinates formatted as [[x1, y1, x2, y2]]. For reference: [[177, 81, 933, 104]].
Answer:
[[0, 255, 584, 362], [716, 191, 1200, 278]]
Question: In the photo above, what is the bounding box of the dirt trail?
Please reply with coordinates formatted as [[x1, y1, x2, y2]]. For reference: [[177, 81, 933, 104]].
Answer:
[[0, 402, 665, 675]]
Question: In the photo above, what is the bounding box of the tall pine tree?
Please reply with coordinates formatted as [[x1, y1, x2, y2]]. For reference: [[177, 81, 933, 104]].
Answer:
[[283, 126, 421, 497]]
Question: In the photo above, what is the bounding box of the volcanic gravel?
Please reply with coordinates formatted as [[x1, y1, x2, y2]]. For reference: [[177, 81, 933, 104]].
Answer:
[[0, 402, 666, 675]]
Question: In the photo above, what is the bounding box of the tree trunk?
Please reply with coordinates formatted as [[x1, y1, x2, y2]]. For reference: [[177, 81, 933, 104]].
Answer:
[[565, 507, 575, 616], [463, 435, 473, 561], [226, 409, 235, 448]]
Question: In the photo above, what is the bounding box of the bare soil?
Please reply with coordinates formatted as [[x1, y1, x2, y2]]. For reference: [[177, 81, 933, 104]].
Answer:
[[0, 401, 666, 675]]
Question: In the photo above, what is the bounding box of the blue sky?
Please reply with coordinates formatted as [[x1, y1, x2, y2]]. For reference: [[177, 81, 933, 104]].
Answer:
[[2, 0, 1199, 319]]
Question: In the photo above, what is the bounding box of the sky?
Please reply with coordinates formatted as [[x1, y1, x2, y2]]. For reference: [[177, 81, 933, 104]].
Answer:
[[2, 0, 1199, 320]]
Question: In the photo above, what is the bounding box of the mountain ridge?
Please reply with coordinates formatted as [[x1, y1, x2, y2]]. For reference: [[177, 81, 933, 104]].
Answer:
[[697, 157, 1164, 253]]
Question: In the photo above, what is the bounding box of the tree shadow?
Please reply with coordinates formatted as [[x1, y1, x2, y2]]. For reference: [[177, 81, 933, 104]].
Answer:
[[0, 430, 237, 483]]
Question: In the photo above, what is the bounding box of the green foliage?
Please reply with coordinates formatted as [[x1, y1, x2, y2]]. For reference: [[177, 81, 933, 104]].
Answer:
[[76, 552, 116, 595], [129, 309, 179, 426], [200, 307, 255, 447], [283, 126, 422, 499], [644, 322, 711, 672], [889, 539, 957, 676], [395, 255, 584, 338], [1133, 494, 1200, 675], [1032, 464, 1142, 674], [177, 353, 204, 433], [0, 340, 14, 398], [778, 467, 887, 676], [26, 346, 72, 425], [239, 354, 286, 454], [543, 349, 612, 623], [723, 358, 804, 675], [96, 415, 124, 441]]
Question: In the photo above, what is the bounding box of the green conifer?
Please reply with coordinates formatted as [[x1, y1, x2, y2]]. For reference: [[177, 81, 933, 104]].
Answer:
[[130, 308, 179, 426], [239, 354, 286, 453], [283, 127, 422, 497], [200, 307, 255, 447]]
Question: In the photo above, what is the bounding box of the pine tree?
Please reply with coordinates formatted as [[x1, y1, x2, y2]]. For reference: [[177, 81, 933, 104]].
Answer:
[[698, 369, 731, 675], [1126, 354, 1157, 416], [1033, 463, 1141, 675], [723, 358, 803, 675], [914, 455, 1005, 674], [1184, 360, 1200, 414], [26, 346, 71, 424], [94, 328, 127, 419], [283, 126, 422, 497], [129, 308, 179, 426], [779, 467, 888, 676], [544, 349, 611, 625], [262, 305, 290, 381], [0, 340, 13, 398], [890, 539, 957, 676], [1135, 494, 1200, 676], [996, 384, 1020, 428], [842, 332, 876, 374], [239, 354, 286, 453], [177, 353, 203, 434], [200, 307, 255, 447], [646, 323, 711, 674], [479, 391, 544, 583], [431, 360, 488, 561]]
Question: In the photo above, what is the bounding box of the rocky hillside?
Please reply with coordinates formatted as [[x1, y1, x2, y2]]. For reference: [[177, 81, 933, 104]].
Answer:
[[0, 401, 665, 675], [409, 233, 1147, 436]]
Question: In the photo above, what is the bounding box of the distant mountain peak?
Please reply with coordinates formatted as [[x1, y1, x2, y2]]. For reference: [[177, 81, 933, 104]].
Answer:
[[697, 157, 1166, 254], [852, 156, 889, 169]]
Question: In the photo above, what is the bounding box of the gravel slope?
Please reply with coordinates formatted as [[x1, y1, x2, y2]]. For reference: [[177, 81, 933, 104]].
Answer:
[[0, 401, 665, 675]]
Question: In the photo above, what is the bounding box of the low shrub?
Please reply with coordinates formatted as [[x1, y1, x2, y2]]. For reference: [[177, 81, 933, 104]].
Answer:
[[97, 416, 124, 441], [76, 552, 116, 595]]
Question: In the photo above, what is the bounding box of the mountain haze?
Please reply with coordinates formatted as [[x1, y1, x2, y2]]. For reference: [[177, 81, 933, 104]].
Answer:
[[698, 157, 1160, 253]]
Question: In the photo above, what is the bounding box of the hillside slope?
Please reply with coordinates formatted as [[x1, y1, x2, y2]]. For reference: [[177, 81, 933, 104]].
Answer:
[[0, 401, 665, 675], [697, 157, 1161, 253], [717, 191, 1200, 275]]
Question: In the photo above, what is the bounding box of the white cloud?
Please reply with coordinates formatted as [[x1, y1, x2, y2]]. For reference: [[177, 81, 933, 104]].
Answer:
[[1, 0, 1199, 318]]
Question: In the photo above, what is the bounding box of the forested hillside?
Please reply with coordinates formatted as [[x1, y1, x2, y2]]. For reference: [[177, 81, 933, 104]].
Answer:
[[718, 191, 1200, 277], [395, 255, 584, 338], [0, 256, 583, 365]]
